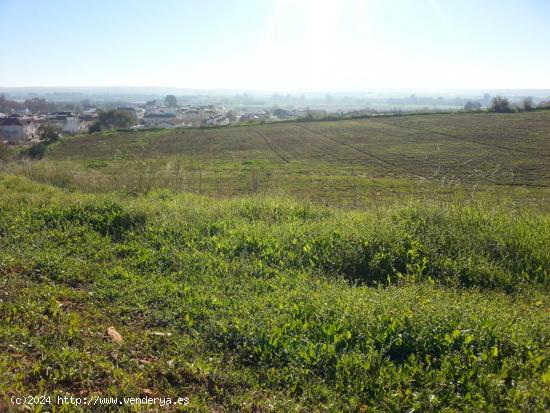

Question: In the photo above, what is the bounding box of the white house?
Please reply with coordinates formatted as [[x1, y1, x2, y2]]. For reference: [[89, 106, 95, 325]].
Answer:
[[47, 112, 87, 134], [63, 116, 86, 134], [0, 117, 38, 143]]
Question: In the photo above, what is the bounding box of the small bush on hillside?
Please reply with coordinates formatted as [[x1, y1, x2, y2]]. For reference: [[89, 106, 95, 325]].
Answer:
[[0, 142, 10, 161], [88, 121, 102, 133], [23, 143, 47, 160], [33, 201, 147, 241]]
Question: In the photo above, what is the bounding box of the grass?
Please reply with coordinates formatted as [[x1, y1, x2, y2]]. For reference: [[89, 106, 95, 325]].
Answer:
[[0, 175, 549, 412], [2, 110, 549, 211], [1, 111, 549, 411], [47, 111, 550, 186]]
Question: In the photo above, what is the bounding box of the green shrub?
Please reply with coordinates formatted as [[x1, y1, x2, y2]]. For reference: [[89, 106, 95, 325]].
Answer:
[[0, 142, 10, 161], [23, 143, 47, 160], [31, 201, 147, 241], [88, 121, 102, 133]]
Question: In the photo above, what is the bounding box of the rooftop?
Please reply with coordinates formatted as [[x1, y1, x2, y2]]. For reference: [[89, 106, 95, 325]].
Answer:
[[0, 117, 27, 126]]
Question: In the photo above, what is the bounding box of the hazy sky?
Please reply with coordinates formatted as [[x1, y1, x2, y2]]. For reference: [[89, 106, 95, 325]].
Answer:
[[1, 0, 549, 91]]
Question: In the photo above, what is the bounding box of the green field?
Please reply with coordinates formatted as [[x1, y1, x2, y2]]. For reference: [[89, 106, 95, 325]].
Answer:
[[7, 111, 549, 211], [1, 112, 549, 411]]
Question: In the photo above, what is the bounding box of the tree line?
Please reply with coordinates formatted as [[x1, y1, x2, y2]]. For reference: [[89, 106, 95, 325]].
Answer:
[[465, 96, 549, 113]]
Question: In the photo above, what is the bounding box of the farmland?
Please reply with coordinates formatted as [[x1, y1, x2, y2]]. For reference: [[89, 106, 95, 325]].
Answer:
[[9, 110, 549, 211], [1, 111, 550, 411]]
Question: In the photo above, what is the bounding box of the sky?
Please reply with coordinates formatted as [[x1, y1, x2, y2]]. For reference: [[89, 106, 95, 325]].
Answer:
[[1, 0, 550, 91]]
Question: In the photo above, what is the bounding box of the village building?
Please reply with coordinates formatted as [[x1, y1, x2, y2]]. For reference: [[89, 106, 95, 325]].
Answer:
[[142, 113, 184, 129], [63, 116, 86, 134], [0, 117, 39, 143], [79, 114, 98, 131], [181, 109, 202, 127], [146, 106, 178, 116], [239, 113, 260, 122], [204, 113, 230, 126], [47, 112, 88, 134]]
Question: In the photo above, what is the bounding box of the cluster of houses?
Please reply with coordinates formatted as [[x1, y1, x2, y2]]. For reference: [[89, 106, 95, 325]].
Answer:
[[121, 104, 232, 129], [0, 102, 306, 144], [0, 104, 233, 143], [0, 110, 97, 144], [123, 104, 303, 129]]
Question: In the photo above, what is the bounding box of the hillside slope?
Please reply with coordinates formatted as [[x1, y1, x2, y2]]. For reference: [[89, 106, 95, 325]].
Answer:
[[1, 175, 549, 411], [48, 111, 550, 187]]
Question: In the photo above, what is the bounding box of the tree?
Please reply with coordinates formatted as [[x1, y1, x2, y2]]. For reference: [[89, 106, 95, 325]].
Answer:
[[464, 100, 481, 111], [80, 99, 94, 110], [490, 96, 512, 113], [226, 110, 237, 122], [98, 110, 136, 129], [37, 123, 61, 144], [0, 94, 20, 112], [302, 108, 315, 121], [164, 95, 177, 107], [88, 122, 102, 133], [23, 97, 49, 113], [522, 96, 534, 111], [273, 108, 292, 119]]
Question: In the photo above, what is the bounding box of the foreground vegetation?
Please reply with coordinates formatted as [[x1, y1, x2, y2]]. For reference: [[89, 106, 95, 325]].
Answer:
[[1, 175, 549, 411], [1, 111, 549, 411]]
